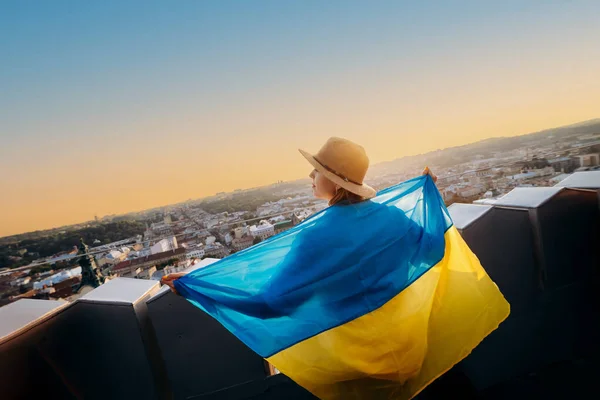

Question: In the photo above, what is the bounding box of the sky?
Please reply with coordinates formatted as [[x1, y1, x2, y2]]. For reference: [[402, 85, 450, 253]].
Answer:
[[1, 1, 599, 237]]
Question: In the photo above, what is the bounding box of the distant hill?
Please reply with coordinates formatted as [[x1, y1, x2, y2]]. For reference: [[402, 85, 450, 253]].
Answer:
[[368, 118, 600, 177]]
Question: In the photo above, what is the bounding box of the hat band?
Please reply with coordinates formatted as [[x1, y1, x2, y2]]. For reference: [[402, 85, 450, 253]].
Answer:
[[313, 156, 363, 186]]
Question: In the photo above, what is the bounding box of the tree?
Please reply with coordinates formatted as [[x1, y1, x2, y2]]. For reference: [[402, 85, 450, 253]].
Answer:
[[156, 262, 169, 270], [253, 237, 262, 245], [156, 258, 179, 270], [0, 220, 146, 269], [29, 265, 53, 276]]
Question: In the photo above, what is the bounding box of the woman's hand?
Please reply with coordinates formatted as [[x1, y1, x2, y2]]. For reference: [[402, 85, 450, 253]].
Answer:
[[160, 272, 187, 295], [422, 167, 438, 183]]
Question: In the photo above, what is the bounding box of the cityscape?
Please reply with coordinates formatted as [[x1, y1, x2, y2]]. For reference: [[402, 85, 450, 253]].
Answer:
[[2, 2, 600, 398], [1, 118, 598, 307]]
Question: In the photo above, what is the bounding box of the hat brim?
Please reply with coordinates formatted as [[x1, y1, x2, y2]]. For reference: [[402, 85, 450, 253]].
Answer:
[[299, 149, 377, 199]]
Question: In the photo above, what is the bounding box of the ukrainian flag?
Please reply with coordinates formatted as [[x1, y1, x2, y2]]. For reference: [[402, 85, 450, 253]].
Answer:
[[174, 175, 510, 399]]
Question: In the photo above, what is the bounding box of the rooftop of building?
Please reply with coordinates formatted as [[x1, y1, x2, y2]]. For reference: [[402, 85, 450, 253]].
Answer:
[[112, 247, 186, 271]]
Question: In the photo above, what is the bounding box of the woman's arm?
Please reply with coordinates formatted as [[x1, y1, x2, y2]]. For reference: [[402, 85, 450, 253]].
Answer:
[[422, 166, 437, 183], [161, 272, 186, 294]]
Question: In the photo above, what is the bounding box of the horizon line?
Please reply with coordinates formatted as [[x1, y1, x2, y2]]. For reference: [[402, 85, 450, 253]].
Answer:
[[2, 116, 598, 240]]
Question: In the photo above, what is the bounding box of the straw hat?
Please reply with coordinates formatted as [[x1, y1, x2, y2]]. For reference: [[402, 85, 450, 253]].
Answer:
[[299, 137, 377, 199]]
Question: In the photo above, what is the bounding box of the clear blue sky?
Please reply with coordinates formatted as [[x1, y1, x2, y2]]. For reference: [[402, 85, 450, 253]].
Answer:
[[1, 1, 599, 236]]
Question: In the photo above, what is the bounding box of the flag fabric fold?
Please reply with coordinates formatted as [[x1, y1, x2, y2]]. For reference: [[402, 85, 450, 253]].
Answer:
[[174, 175, 510, 399]]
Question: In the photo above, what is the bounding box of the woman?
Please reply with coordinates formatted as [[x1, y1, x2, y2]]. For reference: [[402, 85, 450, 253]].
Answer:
[[163, 138, 509, 400], [162, 137, 436, 292], [161, 138, 507, 400]]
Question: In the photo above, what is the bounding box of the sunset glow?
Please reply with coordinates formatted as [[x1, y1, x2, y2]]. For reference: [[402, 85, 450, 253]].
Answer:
[[1, 1, 599, 237]]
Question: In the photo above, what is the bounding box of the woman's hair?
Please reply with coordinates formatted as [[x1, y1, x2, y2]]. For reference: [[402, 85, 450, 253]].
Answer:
[[329, 188, 366, 206]]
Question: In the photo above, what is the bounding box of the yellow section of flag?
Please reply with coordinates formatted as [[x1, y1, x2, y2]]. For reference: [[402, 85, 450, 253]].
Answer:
[[267, 227, 510, 399]]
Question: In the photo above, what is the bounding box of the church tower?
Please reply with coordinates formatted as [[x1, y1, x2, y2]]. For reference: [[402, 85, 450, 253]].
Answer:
[[77, 238, 105, 291]]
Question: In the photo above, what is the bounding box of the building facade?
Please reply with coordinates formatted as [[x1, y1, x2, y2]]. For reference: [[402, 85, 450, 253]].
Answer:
[[273, 220, 293, 234], [577, 153, 600, 167], [150, 237, 178, 255], [232, 236, 254, 251], [112, 248, 186, 277], [249, 222, 274, 240], [204, 244, 228, 259], [186, 249, 205, 259]]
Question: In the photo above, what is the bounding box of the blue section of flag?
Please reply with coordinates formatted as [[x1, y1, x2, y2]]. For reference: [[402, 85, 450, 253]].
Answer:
[[175, 175, 451, 357]]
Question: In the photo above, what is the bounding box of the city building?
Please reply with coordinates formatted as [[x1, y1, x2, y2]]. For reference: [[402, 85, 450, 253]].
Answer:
[[150, 237, 178, 255], [458, 186, 486, 198], [112, 248, 186, 278], [149, 221, 173, 236], [249, 221, 275, 240], [205, 219, 220, 229], [507, 166, 554, 182], [204, 243, 228, 259], [48, 276, 82, 299], [577, 153, 600, 167], [293, 210, 313, 225], [269, 215, 287, 224], [231, 236, 254, 251], [32, 267, 82, 290], [132, 243, 144, 251], [10, 276, 31, 287], [257, 202, 283, 217], [137, 266, 157, 280], [273, 220, 294, 234], [548, 157, 580, 173], [96, 249, 127, 267], [186, 248, 205, 260], [234, 226, 249, 239]]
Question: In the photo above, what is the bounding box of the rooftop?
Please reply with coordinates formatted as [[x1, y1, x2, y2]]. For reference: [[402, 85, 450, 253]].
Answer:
[[547, 156, 574, 163], [79, 277, 158, 305], [554, 170, 600, 189], [0, 298, 69, 344], [492, 186, 564, 208], [447, 203, 492, 230]]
